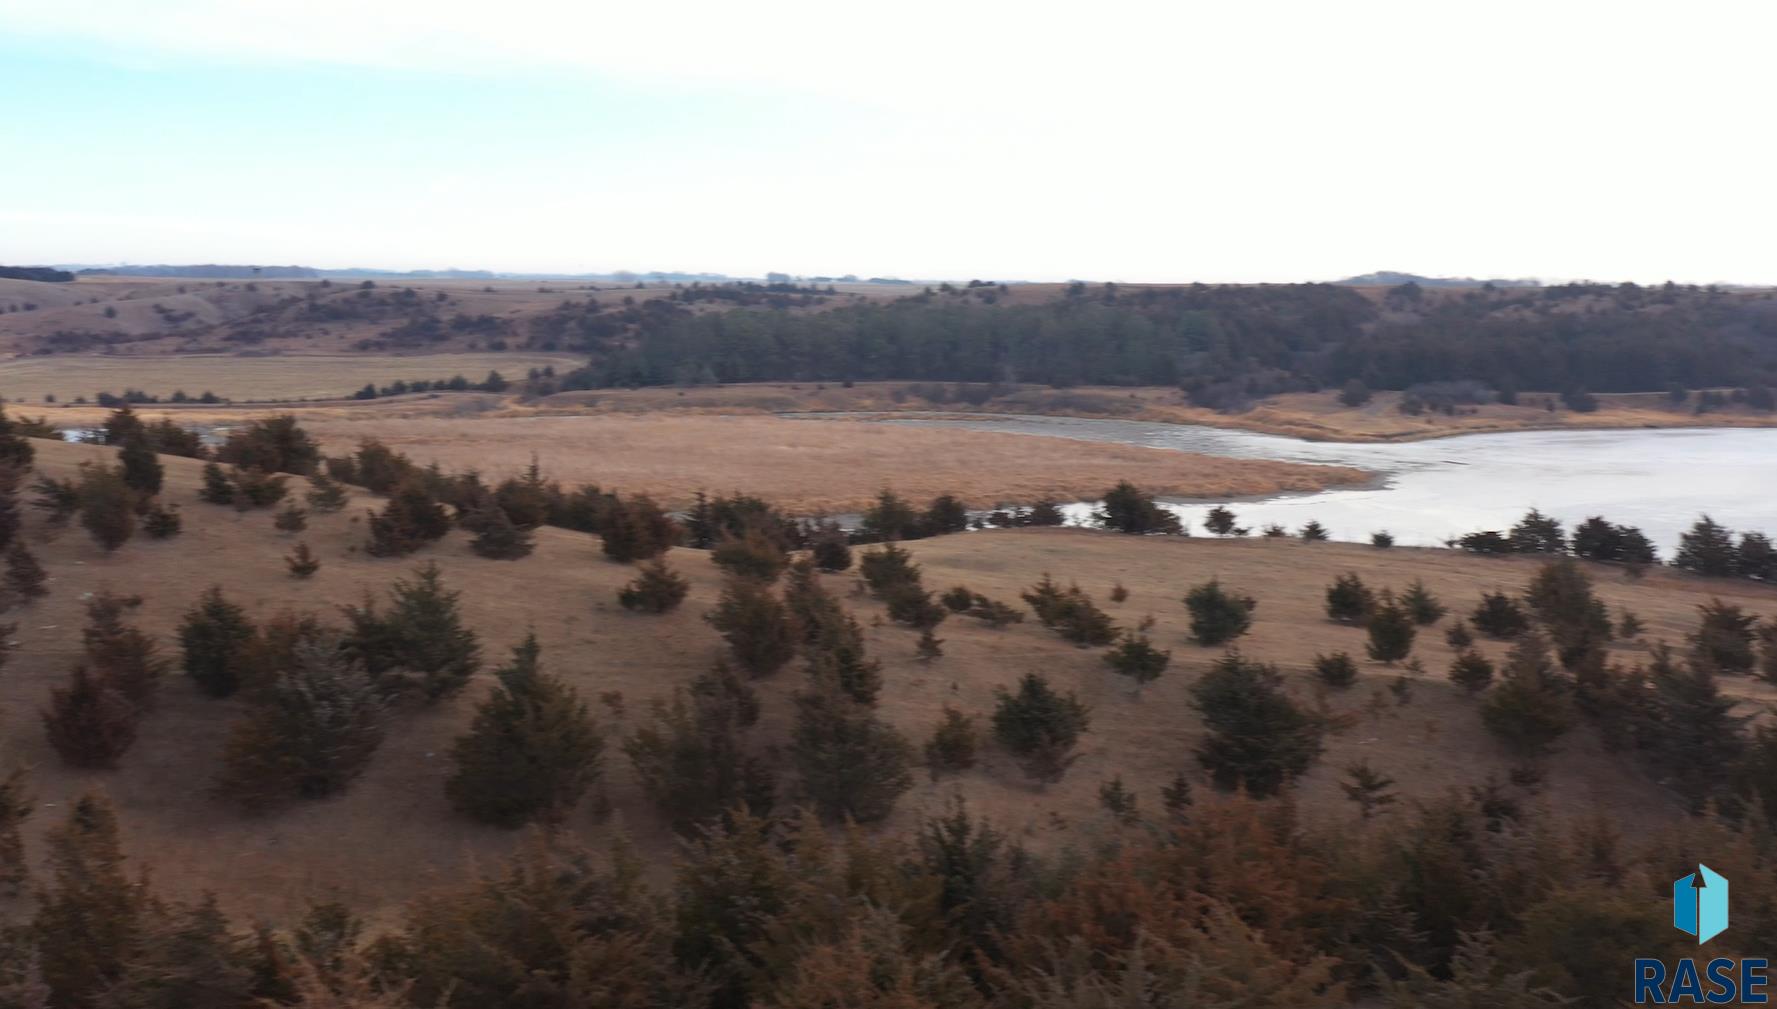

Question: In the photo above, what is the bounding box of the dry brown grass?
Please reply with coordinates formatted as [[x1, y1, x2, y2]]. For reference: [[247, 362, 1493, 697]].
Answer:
[[0, 352, 584, 405], [5, 439, 1775, 928], [292, 413, 1370, 513], [530, 383, 1777, 442]]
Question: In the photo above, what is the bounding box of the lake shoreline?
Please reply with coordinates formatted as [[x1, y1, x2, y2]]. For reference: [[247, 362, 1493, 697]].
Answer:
[[775, 406, 1777, 446]]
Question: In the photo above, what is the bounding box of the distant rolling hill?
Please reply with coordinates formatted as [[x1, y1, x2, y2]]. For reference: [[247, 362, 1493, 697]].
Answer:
[[1338, 270, 1540, 288]]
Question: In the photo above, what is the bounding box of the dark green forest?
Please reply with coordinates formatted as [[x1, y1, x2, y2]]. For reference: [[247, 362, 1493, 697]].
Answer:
[[524, 281, 1777, 403]]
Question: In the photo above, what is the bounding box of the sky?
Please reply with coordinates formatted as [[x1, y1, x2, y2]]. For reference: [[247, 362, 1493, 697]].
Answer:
[[2, 0, 1774, 284]]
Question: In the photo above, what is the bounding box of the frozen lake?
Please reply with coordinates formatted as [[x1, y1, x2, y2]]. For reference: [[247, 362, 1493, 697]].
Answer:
[[794, 413, 1777, 552]]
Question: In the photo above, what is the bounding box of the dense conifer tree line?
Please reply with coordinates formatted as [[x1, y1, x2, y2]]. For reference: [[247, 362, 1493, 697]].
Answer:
[[520, 281, 1777, 398]]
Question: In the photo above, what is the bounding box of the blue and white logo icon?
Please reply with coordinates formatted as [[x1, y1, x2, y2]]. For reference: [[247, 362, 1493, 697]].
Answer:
[[1673, 864, 1729, 944]]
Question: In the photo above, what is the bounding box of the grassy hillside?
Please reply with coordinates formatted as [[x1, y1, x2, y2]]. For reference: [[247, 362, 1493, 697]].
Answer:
[[4, 438, 1772, 928]]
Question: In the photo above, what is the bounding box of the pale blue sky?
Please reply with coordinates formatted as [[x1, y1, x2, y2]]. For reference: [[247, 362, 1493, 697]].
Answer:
[[3, 0, 1774, 283]]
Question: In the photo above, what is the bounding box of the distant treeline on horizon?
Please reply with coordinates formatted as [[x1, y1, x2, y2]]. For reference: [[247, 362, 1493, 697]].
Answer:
[[527, 279, 1777, 402]]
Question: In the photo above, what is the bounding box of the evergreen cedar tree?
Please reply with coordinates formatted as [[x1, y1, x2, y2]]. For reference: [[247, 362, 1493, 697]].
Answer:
[[76, 465, 136, 553], [18, 672, 1777, 1007], [464, 499, 535, 559], [213, 414, 322, 475], [115, 435, 162, 497], [1022, 574, 1116, 645], [82, 592, 166, 710], [924, 707, 979, 778], [1203, 505, 1239, 536], [790, 683, 914, 822], [1104, 632, 1170, 684], [366, 482, 451, 558], [623, 662, 773, 833], [285, 541, 321, 578], [42, 664, 140, 768], [1449, 650, 1495, 694], [273, 501, 308, 533], [1364, 592, 1416, 664], [618, 559, 690, 613], [1324, 572, 1376, 625], [599, 495, 679, 562], [178, 586, 258, 699], [1479, 631, 1575, 762], [446, 633, 602, 828], [710, 525, 789, 581], [341, 563, 482, 702], [215, 637, 386, 811], [0, 406, 36, 471], [4, 542, 48, 602], [0, 464, 21, 553], [992, 673, 1090, 783], [1094, 481, 1182, 535], [1314, 651, 1359, 688], [1183, 579, 1256, 646], [705, 578, 798, 678], [810, 526, 852, 572], [304, 471, 349, 513], [1472, 591, 1530, 638], [140, 501, 181, 539], [1189, 651, 1323, 796], [0, 767, 28, 895]]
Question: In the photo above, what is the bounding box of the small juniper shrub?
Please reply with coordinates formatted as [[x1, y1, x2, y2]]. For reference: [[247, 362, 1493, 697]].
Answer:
[[274, 502, 308, 533], [1314, 652, 1359, 688], [923, 707, 978, 780], [42, 666, 139, 768], [618, 560, 690, 613], [1161, 774, 1194, 818], [140, 501, 181, 539], [961, 593, 1024, 628], [1103, 632, 1170, 685], [1444, 620, 1475, 649], [1365, 591, 1417, 664], [231, 468, 290, 510], [3, 543, 47, 603], [992, 673, 1090, 784], [465, 503, 534, 560], [1183, 579, 1256, 646], [1472, 591, 1530, 639], [304, 472, 349, 513], [1449, 650, 1495, 694], [1023, 575, 1116, 645], [1325, 572, 1375, 625], [809, 524, 852, 572], [1401, 579, 1446, 624], [711, 525, 789, 582], [286, 542, 320, 579], [1098, 776, 1139, 824]]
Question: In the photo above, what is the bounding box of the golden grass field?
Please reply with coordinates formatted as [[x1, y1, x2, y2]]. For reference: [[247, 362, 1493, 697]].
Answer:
[[0, 352, 584, 404], [516, 382, 1777, 443], [291, 413, 1371, 513], [4, 439, 1774, 928]]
